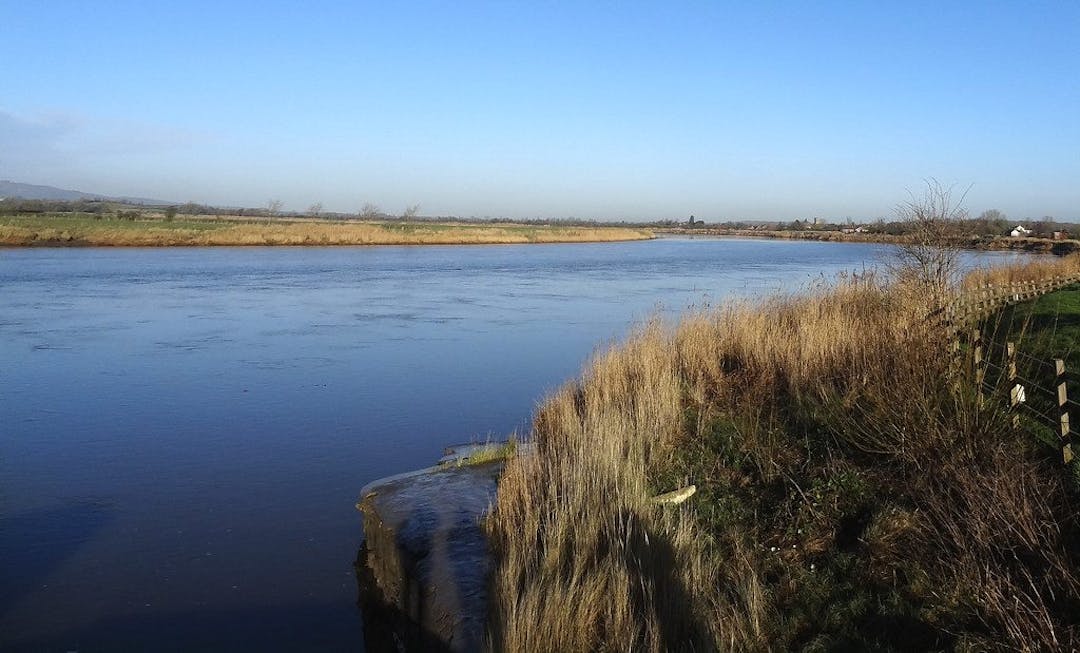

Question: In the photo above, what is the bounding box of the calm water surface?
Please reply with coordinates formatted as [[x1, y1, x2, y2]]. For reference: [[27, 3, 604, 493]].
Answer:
[[0, 238, 1025, 651]]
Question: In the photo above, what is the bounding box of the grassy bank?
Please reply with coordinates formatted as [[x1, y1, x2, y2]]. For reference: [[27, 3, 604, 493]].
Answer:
[[0, 213, 653, 247], [660, 226, 1080, 255], [487, 258, 1080, 651]]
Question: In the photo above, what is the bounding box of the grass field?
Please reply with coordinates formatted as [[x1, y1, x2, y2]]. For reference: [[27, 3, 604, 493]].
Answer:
[[486, 257, 1080, 651], [0, 213, 654, 247]]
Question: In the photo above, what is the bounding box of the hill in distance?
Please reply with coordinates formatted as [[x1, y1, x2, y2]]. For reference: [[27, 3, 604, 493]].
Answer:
[[0, 180, 173, 206]]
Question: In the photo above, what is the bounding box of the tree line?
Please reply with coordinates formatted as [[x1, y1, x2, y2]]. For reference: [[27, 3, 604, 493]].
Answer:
[[2, 196, 1075, 237]]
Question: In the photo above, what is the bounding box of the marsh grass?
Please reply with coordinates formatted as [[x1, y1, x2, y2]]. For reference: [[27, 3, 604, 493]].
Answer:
[[0, 213, 653, 247], [451, 440, 519, 467], [486, 259, 1080, 651]]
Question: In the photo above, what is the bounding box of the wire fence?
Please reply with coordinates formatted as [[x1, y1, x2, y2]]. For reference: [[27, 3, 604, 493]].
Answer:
[[965, 325, 1075, 465]]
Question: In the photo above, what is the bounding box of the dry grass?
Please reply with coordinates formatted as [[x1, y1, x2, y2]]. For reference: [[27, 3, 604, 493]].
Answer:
[[0, 214, 653, 247], [487, 261, 1080, 651], [963, 254, 1080, 288], [488, 328, 739, 651]]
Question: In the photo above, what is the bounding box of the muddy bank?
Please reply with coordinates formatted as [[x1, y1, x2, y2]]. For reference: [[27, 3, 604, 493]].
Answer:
[[356, 444, 513, 651]]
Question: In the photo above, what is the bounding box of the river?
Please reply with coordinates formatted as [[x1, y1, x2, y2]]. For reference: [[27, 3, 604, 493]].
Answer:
[[0, 238, 1026, 651]]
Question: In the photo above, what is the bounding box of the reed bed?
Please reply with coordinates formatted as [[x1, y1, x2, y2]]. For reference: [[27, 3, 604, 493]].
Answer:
[[0, 215, 653, 247], [964, 253, 1080, 288], [487, 260, 1080, 651]]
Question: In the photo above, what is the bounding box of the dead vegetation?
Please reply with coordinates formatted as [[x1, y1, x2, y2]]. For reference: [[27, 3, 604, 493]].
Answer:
[[965, 253, 1080, 289], [0, 214, 653, 247], [486, 257, 1080, 651]]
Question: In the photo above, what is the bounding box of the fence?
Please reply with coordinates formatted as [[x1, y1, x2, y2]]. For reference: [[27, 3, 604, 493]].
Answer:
[[940, 274, 1080, 464], [967, 329, 1075, 464], [941, 273, 1080, 333]]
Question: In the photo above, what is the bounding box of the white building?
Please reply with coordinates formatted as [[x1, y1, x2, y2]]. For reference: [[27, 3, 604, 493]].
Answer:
[[1010, 225, 1032, 237]]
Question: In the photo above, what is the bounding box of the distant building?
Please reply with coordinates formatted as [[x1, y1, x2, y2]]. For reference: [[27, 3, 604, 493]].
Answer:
[[1053, 230, 1070, 240], [1010, 225, 1032, 237]]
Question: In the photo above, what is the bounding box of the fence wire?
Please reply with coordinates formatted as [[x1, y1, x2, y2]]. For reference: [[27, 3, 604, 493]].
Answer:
[[946, 275, 1080, 460]]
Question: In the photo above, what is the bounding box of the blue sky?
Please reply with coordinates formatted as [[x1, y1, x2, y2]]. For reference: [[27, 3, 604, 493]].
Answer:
[[2, 1, 1078, 221]]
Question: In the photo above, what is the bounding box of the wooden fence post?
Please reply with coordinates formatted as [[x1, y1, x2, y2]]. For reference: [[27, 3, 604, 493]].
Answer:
[[1056, 359, 1073, 464], [1007, 342, 1019, 428], [948, 333, 961, 391], [974, 328, 985, 410]]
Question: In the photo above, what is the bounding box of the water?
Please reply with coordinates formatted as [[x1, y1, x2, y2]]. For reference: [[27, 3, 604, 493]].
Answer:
[[0, 238, 1026, 651]]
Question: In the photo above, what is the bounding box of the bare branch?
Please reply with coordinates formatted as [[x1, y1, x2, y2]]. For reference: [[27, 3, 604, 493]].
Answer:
[[358, 203, 380, 220], [891, 178, 970, 298]]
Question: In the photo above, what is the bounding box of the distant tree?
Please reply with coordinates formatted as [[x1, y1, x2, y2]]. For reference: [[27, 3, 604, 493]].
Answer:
[[892, 178, 968, 296], [1029, 216, 1058, 237], [973, 208, 1009, 236], [308, 202, 323, 217], [164, 206, 178, 221], [358, 203, 380, 220], [267, 199, 283, 216], [402, 204, 420, 220]]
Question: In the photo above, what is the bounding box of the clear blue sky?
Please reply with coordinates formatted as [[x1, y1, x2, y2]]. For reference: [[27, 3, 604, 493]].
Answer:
[[2, 1, 1078, 221]]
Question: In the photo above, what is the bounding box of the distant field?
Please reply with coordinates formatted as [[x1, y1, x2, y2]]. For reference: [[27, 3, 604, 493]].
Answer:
[[0, 213, 654, 247]]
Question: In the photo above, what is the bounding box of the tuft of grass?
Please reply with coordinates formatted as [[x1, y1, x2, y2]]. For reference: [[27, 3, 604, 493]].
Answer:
[[486, 258, 1080, 651], [453, 440, 518, 467]]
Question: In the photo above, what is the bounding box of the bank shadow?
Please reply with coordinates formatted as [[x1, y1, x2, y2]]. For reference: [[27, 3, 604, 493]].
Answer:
[[0, 500, 113, 618], [625, 515, 714, 651], [4, 600, 364, 653]]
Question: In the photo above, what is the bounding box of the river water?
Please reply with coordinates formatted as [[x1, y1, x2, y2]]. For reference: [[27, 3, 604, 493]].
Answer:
[[0, 238, 1026, 651]]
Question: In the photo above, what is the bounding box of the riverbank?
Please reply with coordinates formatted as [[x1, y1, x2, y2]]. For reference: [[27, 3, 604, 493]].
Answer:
[[486, 256, 1080, 651], [0, 214, 654, 247], [658, 226, 1080, 254]]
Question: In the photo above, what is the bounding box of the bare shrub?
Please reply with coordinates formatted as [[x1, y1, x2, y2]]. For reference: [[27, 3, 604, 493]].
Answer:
[[358, 202, 380, 220], [892, 179, 969, 300]]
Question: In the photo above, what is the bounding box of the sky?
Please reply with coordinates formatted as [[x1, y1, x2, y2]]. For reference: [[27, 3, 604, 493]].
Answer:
[[2, 1, 1078, 221]]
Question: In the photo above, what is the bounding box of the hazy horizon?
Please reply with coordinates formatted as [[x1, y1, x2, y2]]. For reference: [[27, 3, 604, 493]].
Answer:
[[3, 2, 1078, 222]]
